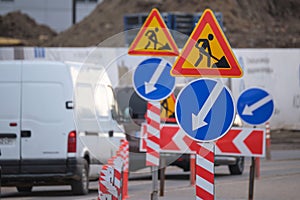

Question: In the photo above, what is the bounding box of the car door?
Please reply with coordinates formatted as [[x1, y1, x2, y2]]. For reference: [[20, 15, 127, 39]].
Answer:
[[20, 62, 70, 165], [0, 62, 22, 172]]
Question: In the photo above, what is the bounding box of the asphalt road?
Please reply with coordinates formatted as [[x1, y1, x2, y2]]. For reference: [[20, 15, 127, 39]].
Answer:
[[1, 149, 300, 200]]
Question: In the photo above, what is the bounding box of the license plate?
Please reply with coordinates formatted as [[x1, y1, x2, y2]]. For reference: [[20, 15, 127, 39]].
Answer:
[[0, 138, 15, 145]]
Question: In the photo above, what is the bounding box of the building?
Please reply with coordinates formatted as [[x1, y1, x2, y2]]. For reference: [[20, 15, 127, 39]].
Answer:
[[0, 0, 102, 32]]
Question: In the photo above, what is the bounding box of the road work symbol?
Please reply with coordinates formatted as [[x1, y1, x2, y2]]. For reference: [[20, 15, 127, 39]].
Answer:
[[195, 34, 230, 68], [128, 8, 179, 56], [171, 9, 243, 77], [144, 28, 171, 50], [175, 78, 235, 142], [133, 58, 175, 102]]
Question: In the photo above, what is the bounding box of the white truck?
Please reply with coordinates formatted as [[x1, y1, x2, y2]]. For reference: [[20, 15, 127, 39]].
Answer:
[[0, 60, 125, 195]]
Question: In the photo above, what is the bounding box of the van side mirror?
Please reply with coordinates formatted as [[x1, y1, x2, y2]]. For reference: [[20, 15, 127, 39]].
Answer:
[[65, 101, 74, 109], [108, 130, 114, 137]]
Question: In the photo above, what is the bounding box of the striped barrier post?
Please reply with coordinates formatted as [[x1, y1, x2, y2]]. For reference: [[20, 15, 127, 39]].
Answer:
[[113, 156, 123, 199], [265, 122, 271, 160], [98, 139, 129, 200], [190, 154, 196, 186], [146, 101, 160, 200], [121, 140, 129, 199], [98, 164, 118, 200], [255, 157, 260, 179], [146, 101, 161, 166], [196, 143, 215, 200]]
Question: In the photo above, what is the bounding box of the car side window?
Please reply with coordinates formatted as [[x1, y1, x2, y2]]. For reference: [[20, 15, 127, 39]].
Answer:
[[94, 85, 110, 119]]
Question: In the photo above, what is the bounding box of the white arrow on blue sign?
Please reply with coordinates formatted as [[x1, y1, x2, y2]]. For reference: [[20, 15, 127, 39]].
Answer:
[[237, 87, 274, 125], [175, 78, 235, 142], [133, 58, 175, 102]]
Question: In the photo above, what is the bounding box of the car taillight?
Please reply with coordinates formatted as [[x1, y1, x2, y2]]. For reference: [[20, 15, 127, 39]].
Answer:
[[68, 130, 76, 153]]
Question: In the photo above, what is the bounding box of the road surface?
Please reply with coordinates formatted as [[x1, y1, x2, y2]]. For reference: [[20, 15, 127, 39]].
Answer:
[[1, 150, 300, 200]]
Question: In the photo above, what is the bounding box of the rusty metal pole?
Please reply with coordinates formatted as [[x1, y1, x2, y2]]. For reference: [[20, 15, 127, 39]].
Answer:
[[190, 154, 196, 185], [159, 156, 166, 196], [248, 157, 256, 200]]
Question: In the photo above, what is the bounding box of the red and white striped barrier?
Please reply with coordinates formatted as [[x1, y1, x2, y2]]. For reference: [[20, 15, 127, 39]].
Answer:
[[190, 154, 196, 186], [265, 122, 271, 160], [146, 101, 161, 166], [98, 139, 129, 200], [99, 165, 118, 200], [120, 140, 129, 198], [113, 156, 123, 197], [196, 143, 215, 200]]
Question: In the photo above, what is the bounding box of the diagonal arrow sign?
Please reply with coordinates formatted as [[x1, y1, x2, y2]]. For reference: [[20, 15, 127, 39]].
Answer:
[[242, 95, 272, 116], [144, 59, 168, 94], [192, 80, 224, 130]]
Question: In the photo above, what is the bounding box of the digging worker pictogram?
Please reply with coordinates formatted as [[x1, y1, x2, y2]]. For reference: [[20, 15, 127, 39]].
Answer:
[[144, 28, 171, 50], [145, 28, 159, 50], [194, 33, 230, 68], [194, 33, 214, 67]]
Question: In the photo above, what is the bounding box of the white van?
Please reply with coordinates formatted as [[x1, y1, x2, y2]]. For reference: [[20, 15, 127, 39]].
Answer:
[[0, 61, 125, 195]]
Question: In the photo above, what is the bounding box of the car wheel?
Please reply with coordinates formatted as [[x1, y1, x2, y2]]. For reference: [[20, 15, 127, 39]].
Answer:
[[16, 185, 33, 192], [71, 159, 89, 195], [229, 157, 244, 175]]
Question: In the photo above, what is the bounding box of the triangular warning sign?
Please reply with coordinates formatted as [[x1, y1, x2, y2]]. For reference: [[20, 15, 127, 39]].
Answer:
[[160, 93, 176, 123], [128, 8, 179, 56], [171, 9, 243, 77]]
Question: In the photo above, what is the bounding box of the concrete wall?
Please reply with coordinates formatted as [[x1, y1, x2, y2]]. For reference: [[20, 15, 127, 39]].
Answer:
[[0, 47, 299, 130]]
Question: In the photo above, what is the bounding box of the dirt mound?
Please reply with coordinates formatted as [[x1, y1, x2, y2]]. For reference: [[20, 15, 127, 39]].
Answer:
[[0, 11, 57, 46], [45, 0, 300, 48]]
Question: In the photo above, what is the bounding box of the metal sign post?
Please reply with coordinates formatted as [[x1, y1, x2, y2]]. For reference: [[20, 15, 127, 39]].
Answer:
[[159, 155, 166, 196], [151, 166, 159, 200], [248, 157, 256, 200]]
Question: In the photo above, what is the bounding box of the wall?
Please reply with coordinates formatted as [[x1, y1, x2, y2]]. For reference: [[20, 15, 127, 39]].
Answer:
[[0, 47, 299, 130]]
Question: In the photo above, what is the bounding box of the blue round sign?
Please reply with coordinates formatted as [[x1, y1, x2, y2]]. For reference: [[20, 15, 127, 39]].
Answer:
[[175, 78, 235, 142], [237, 87, 274, 125], [133, 58, 175, 101]]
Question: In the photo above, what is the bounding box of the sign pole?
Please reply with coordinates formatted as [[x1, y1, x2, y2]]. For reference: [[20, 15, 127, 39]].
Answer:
[[248, 125, 257, 200], [159, 155, 166, 196], [248, 157, 256, 200], [151, 166, 159, 200]]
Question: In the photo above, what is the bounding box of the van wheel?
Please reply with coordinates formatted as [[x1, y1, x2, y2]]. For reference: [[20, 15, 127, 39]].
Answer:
[[16, 186, 33, 192], [229, 157, 244, 175], [71, 160, 89, 195]]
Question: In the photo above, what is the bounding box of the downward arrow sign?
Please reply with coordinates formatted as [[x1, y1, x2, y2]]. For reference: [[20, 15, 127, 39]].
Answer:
[[144, 59, 168, 94], [192, 80, 224, 130], [242, 95, 272, 116]]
